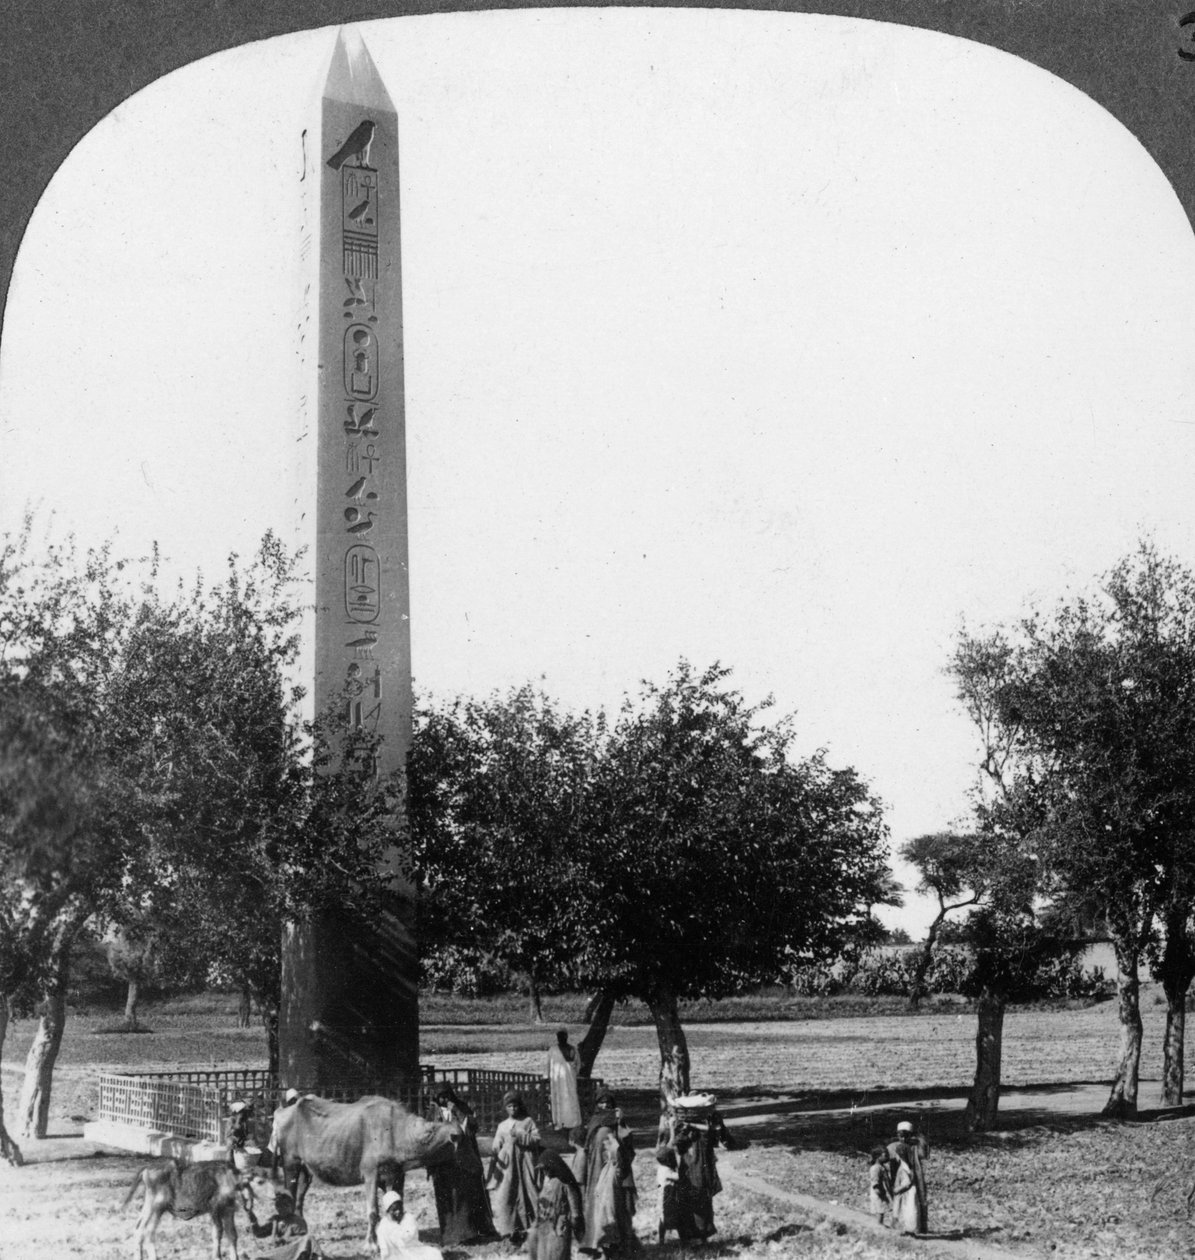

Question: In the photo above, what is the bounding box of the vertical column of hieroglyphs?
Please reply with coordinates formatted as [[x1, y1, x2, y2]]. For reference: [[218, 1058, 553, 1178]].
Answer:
[[336, 137, 386, 729], [318, 37, 411, 777]]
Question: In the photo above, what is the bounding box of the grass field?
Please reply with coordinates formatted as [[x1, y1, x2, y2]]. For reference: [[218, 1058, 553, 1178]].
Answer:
[[2, 987, 1193, 1257]]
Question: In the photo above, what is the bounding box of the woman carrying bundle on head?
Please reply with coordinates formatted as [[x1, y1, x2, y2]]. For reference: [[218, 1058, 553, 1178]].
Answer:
[[488, 1090, 542, 1244], [428, 1086, 498, 1245], [578, 1091, 638, 1256], [655, 1096, 735, 1246]]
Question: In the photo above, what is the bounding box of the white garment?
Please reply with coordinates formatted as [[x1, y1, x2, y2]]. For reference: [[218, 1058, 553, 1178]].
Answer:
[[377, 1209, 443, 1260], [548, 1045, 582, 1128]]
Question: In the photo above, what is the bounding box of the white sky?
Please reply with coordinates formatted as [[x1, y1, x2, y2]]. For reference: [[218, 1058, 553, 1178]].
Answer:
[[3, 10, 1195, 936]]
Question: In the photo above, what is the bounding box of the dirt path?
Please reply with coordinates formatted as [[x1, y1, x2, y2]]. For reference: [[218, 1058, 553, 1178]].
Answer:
[[699, 1080, 1150, 1260], [719, 1164, 1028, 1260]]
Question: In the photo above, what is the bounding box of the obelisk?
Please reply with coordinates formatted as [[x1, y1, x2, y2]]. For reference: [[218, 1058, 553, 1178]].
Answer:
[[281, 28, 418, 1090]]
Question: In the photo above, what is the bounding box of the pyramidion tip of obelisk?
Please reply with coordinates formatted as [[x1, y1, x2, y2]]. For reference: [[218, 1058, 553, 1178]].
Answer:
[[323, 26, 395, 112]]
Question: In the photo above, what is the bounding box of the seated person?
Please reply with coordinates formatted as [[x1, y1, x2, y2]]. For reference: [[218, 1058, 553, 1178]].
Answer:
[[377, 1189, 444, 1260], [246, 1188, 319, 1260]]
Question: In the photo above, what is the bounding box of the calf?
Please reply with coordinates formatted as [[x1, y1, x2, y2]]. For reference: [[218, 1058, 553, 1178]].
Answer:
[[121, 1159, 241, 1260]]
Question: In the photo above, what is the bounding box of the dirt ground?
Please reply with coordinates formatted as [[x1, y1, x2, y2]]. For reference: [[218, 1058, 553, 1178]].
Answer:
[[1, 1000, 1190, 1258], [4, 1079, 1188, 1259]]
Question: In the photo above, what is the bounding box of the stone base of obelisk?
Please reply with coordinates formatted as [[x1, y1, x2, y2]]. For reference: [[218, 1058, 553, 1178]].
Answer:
[[279, 904, 419, 1092]]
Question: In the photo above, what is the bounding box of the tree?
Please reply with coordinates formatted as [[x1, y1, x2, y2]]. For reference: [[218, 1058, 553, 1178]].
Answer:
[[409, 685, 602, 1022], [582, 661, 888, 1102], [105, 930, 161, 1031], [952, 544, 1195, 1117], [99, 538, 306, 1075], [0, 519, 142, 1147], [99, 537, 402, 1080], [0, 514, 411, 1129], [899, 832, 985, 1009]]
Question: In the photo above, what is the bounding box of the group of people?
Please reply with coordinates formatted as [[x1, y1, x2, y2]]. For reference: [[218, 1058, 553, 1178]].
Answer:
[[420, 1027, 737, 1259], [232, 1025, 742, 1259], [484, 1084, 639, 1258], [867, 1119, 930, 1236]]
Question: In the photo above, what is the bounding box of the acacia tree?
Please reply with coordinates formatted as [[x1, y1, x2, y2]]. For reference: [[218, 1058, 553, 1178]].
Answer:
[[900, 832, 985, 1009], [953, 545, 1195, 1117], [582, 661, 888, 1103]]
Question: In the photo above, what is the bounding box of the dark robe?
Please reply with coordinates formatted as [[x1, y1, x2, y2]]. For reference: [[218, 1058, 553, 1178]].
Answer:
[[657, 1129, 719, 1242], [429, 1101, 498, 1244], [579, 1114, 636, 1253]]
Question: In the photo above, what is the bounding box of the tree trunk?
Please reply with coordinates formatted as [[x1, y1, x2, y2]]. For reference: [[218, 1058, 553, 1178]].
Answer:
[[646, 988, 691, 1105], [265, 1005, 280, 1080], [1157, 905, 1194, 1107], [582, 991, 606, 1023], [577, 991, 614, 1079], [1162, 993, 1186, 1108], [908, 912, 945, 1010], [238, 985, 252, 1030], [0, 998, 24, 1166], [123, 977, 140, 1030], [19, 939, 72, 1139], [963, 985, 1005, 1131], [1103, 938, 1143, 1119], [528, 971, 543, 1024]]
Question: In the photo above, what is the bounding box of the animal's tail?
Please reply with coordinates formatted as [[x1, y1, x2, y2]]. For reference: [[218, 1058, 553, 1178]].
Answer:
[[120, 1167, 147, 1211]]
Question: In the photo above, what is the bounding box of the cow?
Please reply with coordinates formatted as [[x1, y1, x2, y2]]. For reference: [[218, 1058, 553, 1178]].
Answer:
[[121, 1159, 243, 1260], [269, 1094, 462, 1243]]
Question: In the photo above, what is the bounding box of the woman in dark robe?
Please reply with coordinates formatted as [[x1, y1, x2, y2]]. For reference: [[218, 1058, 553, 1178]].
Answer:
[[655, 1122, 717, 1244], [578, 1091, 637, 1255], [428, 1086, 498, 1245]]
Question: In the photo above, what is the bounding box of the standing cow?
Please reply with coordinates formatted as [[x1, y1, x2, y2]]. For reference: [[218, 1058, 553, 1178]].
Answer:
[[122, 1159, 242, 1260], [269, 1094, 462, 1243]]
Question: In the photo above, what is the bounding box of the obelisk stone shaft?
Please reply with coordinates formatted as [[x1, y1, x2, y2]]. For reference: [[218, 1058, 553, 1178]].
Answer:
[[280, 28, 418, 1091]]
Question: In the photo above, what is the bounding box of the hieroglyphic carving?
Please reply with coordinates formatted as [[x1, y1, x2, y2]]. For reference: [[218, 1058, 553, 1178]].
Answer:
[[344, 402, 379, 437], [343, 276, 377, 322], [329, 119, 390, 730], [344, 661, 383, 729], [345, 544, 380, 623], [342, 167, 379, 278], [344, 324, 378, 400]]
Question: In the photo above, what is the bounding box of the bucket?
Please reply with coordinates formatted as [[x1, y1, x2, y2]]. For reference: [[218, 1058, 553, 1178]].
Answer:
[[233, 1146, 261, 1172]]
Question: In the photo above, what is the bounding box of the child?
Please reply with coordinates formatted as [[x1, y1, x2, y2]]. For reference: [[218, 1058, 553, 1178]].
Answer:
[[246, 1188, 319, 1259], [866, 1146, 892, 1226], [526, 1150, 584, 1260], [377, 1189, 444, 1260]]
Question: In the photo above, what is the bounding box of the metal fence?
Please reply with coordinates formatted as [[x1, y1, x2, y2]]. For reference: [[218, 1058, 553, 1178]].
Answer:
[[97, 1073, 226, 1143], [97, 1065, 605, 1147]]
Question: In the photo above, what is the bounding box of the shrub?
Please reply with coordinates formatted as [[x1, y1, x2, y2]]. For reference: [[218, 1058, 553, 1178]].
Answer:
[[788, 947, 1112, 1002], [420, 945, 513, 997]]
